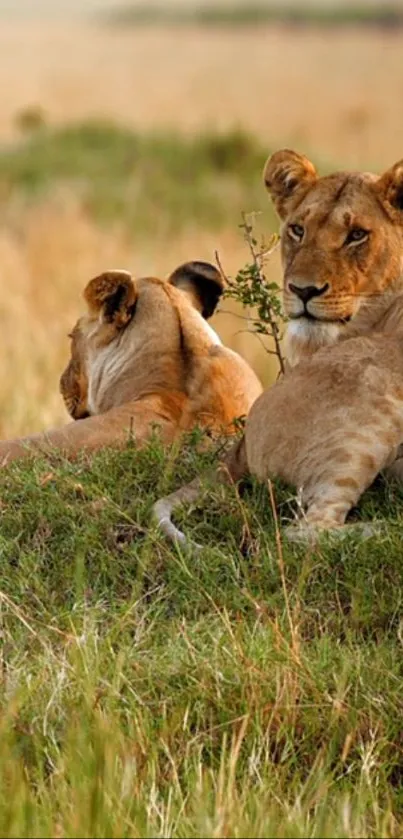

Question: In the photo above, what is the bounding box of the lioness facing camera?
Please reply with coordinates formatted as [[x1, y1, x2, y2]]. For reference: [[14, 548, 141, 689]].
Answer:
[[0, 261, 262, 464], [154, 152, 403, 544]]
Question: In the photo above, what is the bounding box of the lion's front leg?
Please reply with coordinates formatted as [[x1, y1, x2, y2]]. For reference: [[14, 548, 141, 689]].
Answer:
[[383, 456, 403, 484], [0, 400, 180, 466], [285, 438, 400, 543], [380, 442, 403, 484]]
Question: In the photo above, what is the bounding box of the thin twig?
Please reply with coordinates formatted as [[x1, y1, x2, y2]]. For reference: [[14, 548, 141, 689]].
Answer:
[[241, 212, 285, 375], [215, 249, 230, 287], [216, 214, 286, 377], [232, 328, 280, 356]]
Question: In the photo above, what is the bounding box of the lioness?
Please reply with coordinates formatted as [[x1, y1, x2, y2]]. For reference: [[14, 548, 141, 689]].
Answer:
[[0, 261, 262, 464], [153, 151, 403, 543]]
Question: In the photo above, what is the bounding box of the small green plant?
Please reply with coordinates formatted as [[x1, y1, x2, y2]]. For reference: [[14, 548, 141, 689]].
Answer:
[[218, 212, 286, 375]]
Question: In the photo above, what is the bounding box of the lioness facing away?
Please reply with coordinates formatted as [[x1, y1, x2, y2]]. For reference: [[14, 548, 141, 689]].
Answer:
[[154, 151, 403, 543], [0, 261, 262, 464]]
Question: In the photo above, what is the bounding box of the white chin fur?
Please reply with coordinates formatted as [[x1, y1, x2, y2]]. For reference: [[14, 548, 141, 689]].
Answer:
[[285, 319, 342, 367]]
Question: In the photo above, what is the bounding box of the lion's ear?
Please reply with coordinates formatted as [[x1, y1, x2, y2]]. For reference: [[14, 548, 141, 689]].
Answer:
[[263, 149, 317, 220], [84, 270, 137, 327], [375, 160, 403, 221], [168, 260, 224, 319]]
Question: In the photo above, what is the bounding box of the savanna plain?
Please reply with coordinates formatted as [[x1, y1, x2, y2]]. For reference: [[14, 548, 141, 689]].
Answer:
[[0, 7, 403, 837]]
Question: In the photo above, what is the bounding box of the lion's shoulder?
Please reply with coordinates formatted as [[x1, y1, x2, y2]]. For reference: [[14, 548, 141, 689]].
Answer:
[[60, 266, 262, 444]]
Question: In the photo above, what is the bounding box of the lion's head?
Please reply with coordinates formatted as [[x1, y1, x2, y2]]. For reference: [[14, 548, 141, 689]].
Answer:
[[263, 150, 403, 365], [59, 260, 228, 421]]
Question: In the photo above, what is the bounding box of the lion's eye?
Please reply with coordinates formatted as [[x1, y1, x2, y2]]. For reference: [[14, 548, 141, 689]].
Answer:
[[288, 223, 304, 241], [345, 228, 369, 245]]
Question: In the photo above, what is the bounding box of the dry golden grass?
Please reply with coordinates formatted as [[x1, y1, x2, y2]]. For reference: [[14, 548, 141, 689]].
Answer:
[[0, 20, 402, 438], [1, 21, 403, 166]]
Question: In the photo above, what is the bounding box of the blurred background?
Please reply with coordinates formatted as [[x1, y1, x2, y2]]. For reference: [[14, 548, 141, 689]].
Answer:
[[0, 0, 402, 436]]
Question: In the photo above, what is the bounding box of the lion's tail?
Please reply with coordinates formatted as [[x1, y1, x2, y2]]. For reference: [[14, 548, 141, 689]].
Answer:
[[152, 436, 248, 550]]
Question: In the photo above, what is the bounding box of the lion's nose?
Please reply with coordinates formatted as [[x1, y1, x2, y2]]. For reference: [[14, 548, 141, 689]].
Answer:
[[288, 282, 329, 303]]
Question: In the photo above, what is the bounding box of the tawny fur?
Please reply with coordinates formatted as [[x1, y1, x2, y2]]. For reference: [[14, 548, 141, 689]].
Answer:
[[0, 262, 262, 465], [154, 152, 403, 543]]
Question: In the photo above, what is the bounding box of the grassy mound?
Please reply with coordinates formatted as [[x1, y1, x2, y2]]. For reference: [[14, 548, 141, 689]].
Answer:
[[0, 433, 402, 836]]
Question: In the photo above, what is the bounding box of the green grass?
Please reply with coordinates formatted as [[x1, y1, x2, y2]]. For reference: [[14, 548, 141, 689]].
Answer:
[[0, 120, 272, 235], [0, 431, 402, 837], [107, 3, 403, 29]]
